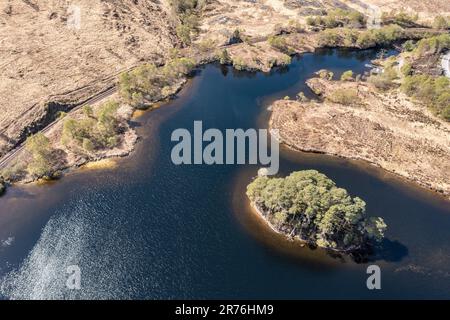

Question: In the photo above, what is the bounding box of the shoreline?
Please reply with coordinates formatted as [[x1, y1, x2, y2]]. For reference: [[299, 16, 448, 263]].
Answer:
[[1, 27, 447, 196]]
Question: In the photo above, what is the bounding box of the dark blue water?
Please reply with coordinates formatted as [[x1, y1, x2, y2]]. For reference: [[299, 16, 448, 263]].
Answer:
[[0, 49, 449, 299]]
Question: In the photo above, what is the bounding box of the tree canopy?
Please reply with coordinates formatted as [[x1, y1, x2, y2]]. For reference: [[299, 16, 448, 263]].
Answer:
[[61, 100, 121, 152]]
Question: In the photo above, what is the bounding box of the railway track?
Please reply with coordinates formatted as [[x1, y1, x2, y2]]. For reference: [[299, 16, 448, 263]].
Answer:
[[0, 86, 117, 170]]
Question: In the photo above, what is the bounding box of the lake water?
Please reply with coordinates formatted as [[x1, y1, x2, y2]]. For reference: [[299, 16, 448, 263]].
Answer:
[[0, 49, 449, 299]]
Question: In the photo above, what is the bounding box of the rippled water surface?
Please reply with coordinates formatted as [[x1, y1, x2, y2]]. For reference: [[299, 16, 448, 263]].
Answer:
[[0, 49, 449, 299]]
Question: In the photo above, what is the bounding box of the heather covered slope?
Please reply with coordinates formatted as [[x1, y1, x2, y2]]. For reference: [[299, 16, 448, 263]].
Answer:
[[0, 0, 179, 156]]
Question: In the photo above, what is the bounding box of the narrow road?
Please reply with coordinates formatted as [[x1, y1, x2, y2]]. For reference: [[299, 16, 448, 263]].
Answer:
[[0, 86, 117, 170]]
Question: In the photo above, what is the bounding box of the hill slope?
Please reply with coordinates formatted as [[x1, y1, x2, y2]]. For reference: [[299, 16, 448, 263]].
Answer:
[[0, 0, 179, 156]]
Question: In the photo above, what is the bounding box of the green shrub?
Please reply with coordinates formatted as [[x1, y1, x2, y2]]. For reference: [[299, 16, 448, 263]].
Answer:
[[279, 55, 292, 66], [306, 8, 366, 29], [172, 0, 201, 46], [82, 105, 94, 118], [62, 100, 121, 151], [0, 161, 26, 182], [25, 133, 53, 178], [163, 57, 195, 78], [287, 19, 305, 33], [368, 74, 392, 90], [432, 15, 449, 30], [381, 10, 418, 27], [367, 66, 398, 90], [317, 29, 341, 47], [318, 25, 405, 48], [296, 91, 309, 102], [176, 24, 192, 45], [119, 58, 195, 108], [82, 138, 94, 152], [356, 25, 405, 48], [232, 57, 247, 71], [197, 39, 216, 52]]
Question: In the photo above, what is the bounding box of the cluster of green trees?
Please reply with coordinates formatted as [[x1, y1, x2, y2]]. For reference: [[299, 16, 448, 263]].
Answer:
[[247, 170, 387, 252], [328, 88, 359, 106], [432, 15, 450, 30], [401, 75, 450, 120], [61, 101, 121, 152], [306, 9, 366, 29], [230, 54, 291, 72], [367, 65, 398, 91], [340, 70, 354, 81], [218, 49, 231, 65], [355, 25, 405, 48], [381, 10, 418, 28], [413, 34, 450, 57], [317, 25, 405, 48], [25, 133, 54, 178], [119, 58, 195, 108], [317, 69, 334, 80]]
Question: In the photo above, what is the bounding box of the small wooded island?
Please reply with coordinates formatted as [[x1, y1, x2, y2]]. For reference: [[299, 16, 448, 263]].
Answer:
[[247, 170, 387, 253]]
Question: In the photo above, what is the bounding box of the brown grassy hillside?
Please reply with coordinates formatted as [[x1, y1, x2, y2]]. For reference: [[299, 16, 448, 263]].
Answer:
[[0, 0, 179, 156]]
